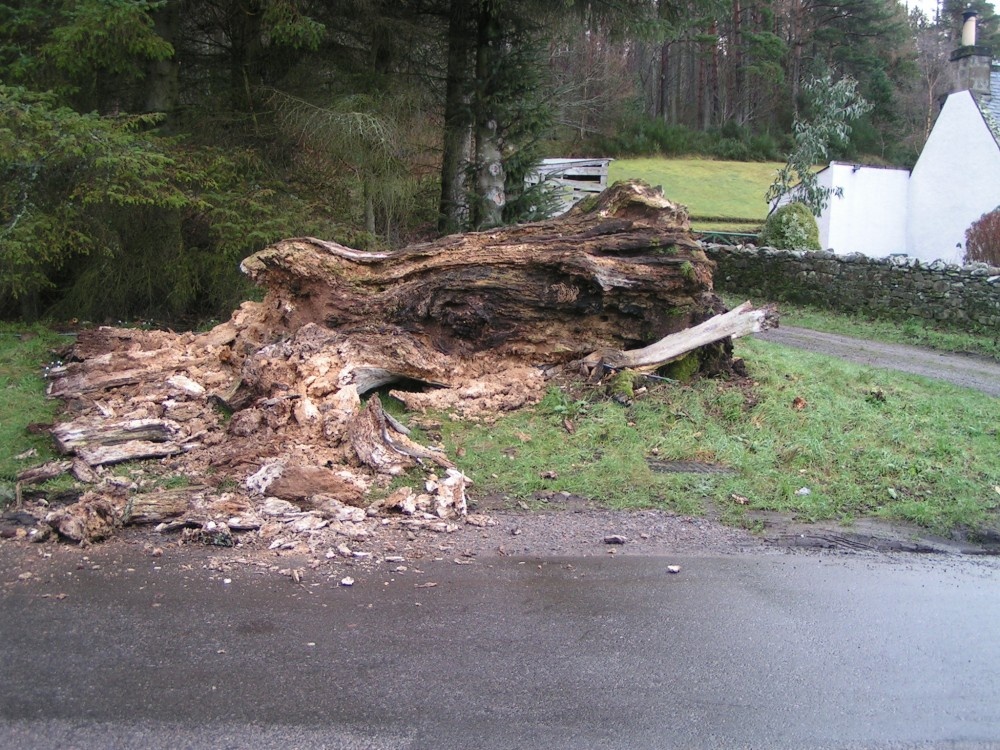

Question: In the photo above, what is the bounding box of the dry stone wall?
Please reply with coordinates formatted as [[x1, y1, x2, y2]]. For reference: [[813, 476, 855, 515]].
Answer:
[[704, 245, 1000, 331]]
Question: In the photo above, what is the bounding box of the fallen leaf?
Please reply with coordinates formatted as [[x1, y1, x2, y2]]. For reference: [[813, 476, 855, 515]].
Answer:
[[562, 418, 575, 434], [792, 396, 807, 411], [729, 493, 750, 505], [540, 470, 558, 480]]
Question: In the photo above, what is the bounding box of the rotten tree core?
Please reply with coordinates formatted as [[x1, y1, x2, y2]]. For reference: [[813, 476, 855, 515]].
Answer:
[[25, 181, 773, 544]]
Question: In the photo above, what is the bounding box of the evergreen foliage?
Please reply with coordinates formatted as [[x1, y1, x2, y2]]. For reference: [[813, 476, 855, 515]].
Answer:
[[0, 0, 985, 324], [760, 202, 821, 251]]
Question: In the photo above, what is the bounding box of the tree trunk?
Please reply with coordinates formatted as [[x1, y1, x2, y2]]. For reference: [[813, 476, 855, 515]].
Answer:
[[472, 2, 505, 229], [230, 0, 264, 114], [239, 182, 715, 360], [143, 0, 181, 120], [438, 0, 475, 233]]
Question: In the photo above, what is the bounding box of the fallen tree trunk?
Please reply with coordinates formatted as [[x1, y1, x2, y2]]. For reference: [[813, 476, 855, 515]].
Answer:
[[30, 180, 774, 545], [237, 180, 719, 364]]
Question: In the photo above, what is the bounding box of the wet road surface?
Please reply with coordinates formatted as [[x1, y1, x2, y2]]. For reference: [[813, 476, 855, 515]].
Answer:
[[2, 549, 999, 749]]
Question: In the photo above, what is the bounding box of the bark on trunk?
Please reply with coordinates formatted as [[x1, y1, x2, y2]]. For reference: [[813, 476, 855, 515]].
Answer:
[[143, 1, 181, 119], [472, 3, 505, 229]]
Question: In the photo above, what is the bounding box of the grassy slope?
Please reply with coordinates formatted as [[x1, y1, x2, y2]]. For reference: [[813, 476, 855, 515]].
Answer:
[[0, 327, 64, 489], [608, 158, 781, 223]]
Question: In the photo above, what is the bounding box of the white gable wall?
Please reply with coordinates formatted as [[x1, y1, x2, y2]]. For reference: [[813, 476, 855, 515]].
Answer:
[[817, 163, 909, 256], [908, 90, 1000, 264]]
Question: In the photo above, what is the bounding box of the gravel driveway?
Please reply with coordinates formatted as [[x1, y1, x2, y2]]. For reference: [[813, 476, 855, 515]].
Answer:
[[757, 325, 1000, 397]]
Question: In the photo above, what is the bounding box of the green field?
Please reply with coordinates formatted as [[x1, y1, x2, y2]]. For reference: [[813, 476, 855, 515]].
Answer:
[[608, 158, 781, 226]]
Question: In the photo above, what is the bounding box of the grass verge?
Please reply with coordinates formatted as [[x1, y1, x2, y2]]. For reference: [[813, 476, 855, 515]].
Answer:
[[3, 323, 997, 539], [423, 338, 999, 538], [720, 293, 1000, 361], [0, 326, 66, 501]]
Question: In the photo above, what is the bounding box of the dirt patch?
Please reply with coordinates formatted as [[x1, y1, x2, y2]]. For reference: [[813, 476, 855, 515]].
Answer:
[[0, 504, 771, 590]]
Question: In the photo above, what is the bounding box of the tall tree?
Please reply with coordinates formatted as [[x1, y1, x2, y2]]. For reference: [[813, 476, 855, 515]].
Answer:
[[438, 0, 475, 233]]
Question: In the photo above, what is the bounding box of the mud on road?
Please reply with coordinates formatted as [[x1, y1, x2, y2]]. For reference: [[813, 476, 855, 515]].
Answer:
[[3, 492, 995, 593]]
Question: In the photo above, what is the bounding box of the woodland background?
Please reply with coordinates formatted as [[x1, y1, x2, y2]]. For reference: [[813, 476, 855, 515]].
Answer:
[[1, 0, 997, 325]]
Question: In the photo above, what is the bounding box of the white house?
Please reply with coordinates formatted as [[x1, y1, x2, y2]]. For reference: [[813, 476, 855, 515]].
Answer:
[[812, 10, 1000, 264], [907, 86, 1000, 263]]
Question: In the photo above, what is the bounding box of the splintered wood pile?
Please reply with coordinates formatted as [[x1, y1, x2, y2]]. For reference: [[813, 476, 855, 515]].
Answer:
[[23, 180, 773, 544]]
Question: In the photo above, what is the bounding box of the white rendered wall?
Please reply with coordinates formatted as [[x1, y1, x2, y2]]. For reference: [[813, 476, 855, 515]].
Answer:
[[908, 91, 1000, 264], [818, 163, 910, 256]]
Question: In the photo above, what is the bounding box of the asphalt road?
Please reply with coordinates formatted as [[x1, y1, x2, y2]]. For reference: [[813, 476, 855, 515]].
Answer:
[[2, 548, 999, 749], [757, 326, 1000, 397]]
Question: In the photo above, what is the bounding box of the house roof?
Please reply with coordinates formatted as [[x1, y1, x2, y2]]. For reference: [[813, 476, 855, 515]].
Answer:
[[987, 69, 1000, 118], [975, 69, 1000, 142]]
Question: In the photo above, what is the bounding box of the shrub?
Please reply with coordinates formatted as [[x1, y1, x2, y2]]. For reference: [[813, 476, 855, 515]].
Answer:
[[965, 206, 1000, 266], [595, 115, 777, 161], [760, 203, 821, 251]]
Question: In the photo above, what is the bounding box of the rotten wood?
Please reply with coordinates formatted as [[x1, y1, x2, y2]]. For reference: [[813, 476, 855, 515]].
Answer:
[[46, 494, 121, 543], [580, 300, 777, 375], [239, 180, 718, 363], [25, 180, 773, 545], [123, 487, 206, 525], [16, 460, 73, 485], [52, 418, 182, 454], [76, 440, 188, 466], [349, 394, 453, 476]]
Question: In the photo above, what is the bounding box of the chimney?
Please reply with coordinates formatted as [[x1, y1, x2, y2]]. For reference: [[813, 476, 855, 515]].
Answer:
[[961, 8, 978, 46], [949, 8, 993, 100]]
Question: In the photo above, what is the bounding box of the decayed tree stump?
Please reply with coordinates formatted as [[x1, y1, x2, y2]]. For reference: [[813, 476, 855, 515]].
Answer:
[[34, 180, 772, 543], [239, 180, 717, 361]]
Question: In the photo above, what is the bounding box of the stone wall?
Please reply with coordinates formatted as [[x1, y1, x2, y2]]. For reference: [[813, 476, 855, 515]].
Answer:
[[703, 245, 1000, 331]]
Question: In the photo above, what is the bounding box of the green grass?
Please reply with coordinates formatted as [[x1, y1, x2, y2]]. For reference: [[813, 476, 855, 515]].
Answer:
[[427, 339, 1000, 537], [609, 158, 780, 225], [0, 326, 66, 492], [720, 293, 1000, 361]]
